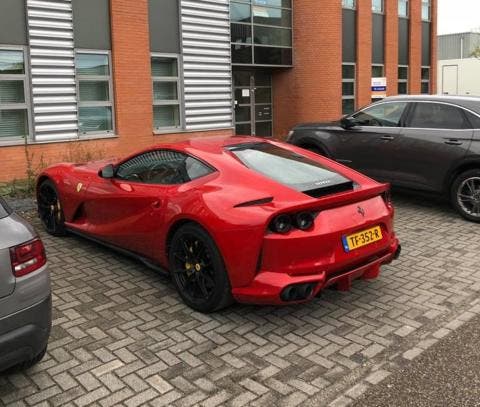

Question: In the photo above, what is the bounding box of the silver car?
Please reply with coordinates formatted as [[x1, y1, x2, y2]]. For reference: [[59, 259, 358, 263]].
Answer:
[[0, 197, 51, 372]]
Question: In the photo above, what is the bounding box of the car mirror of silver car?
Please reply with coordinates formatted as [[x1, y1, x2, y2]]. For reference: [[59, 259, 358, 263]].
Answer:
[[99, 164, 115, 179]]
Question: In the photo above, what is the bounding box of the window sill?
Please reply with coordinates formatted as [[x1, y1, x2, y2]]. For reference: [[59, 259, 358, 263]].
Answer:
[[153, 126, 234, 136], [0, 133, 118, 148]]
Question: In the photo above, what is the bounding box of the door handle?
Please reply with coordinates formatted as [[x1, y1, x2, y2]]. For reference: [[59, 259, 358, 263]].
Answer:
[[444, 139, 463, 146], [380, 135, 395, 141]]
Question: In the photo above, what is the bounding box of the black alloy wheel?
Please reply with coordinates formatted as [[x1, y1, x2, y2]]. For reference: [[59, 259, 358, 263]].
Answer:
[[169, 224, 233, 313], [37, 180, 66, 236], [451, 169, 480, 223]]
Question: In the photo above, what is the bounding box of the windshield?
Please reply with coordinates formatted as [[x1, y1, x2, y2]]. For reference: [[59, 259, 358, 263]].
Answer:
[[228, 142, 352, 193]]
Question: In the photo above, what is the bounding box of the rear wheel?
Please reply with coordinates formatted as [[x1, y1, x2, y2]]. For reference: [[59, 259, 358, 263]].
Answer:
[[169, 224, 233, 313], [451, 169, 480, 222], [37, 179, 66, 236]]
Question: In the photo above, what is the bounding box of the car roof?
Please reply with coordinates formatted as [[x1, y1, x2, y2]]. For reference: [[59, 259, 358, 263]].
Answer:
[[380, 95, 480, 115]]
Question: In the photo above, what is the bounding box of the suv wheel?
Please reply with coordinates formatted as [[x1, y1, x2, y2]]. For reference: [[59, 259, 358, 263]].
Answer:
[[451, 169, 480, 222]]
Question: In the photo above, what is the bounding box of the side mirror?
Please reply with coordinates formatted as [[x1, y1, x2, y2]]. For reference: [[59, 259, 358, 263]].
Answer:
[[340, 116, 358, 129], [99, 164, 115, 179]]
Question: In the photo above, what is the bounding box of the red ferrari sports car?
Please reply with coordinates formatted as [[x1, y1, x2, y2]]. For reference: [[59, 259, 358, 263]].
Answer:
[[37, 136, 400, 312]]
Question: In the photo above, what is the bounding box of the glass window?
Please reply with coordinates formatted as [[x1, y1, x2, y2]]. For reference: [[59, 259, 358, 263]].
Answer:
[[254, 46, 292, 65], [229, 142, 350, 193], [254, 0, 291, 7], [421, 66, 430, 94], [151, 56, 181, 130], [0, 49, 29, 141], [372, 0, 384, 13], [353, 102, 408, 127], [253, 7, 291, 27], [398, 0, 409, 17], [465, 111, 480, 129], [342, 0, 356, 9], [372, 65, 384, 77], [75, 52, 114, 135], [253, 26, 292, 47], [409, 103, 468, 129], [398, 65, 408, 95], [116, 150, 214, 184], [421, 0, 430, 21], [342, 63, 355, 115], [231, 2, 251, 23]]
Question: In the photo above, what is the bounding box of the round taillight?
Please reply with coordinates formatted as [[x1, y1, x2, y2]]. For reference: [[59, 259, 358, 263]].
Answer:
[[270, 214, 292, 234], [294, 212, 314, 231]]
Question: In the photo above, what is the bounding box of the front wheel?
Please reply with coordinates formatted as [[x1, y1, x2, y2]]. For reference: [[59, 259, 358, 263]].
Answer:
[[168, 224, 233, 313], [37, 179, 67, 236], [450, 169, 480, 222]]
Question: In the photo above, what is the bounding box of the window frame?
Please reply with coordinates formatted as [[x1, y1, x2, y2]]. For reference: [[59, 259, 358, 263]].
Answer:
[[398, 65, 408, 95], [398, 0, 409, 18], [407, 101, 474, 130], [115, 149, 216, 185], [421, 0, 431, 21], [75, 49, 115, 137], [352, 101, 409, 128], [421, 65, 430, 94], [342, 0, 356, 9], [0, 45, 32, 145], [342, 63, 356, 115], [372, 0, 384, 14], [151, 53, 183, 133]]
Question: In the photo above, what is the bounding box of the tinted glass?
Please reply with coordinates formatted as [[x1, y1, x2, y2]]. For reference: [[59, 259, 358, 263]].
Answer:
[[151, 57, 177, 77], [252, 6, 291, 27], [353, 102, 408, 127], [234, 88, 251, 104], [231, 24, 252, 43], [254, 0, 291, 7], [0, 197, 11, 219], [153, 82, 178, 101], [255, 87, 271, 104], [117, 150, 213, 184], [398, 66, 408, 80], [398, 82, 408, 95], [342, 82, 354, 96], [79, 106, 113, 133], [254, 46, 292, 65], [76, 53, 109, 76], [342, 99, 355, 115], [372, 65, 384, 77], [465, 111, 480, 129], [342, 64, 355, 79], [0, 50, 24, 74], [231, 44, 253, 63], [229, 143, 350, 192], [255, 121, 272, 137], [0, 80, 25, 103], [254, 26, 291, 46], [421, 82, 430, 94], [0, 109, 27, 138], [231, 2, 251, 22], [235, 106, 250, 122], [79, 81, 110, 102], [421, 67, 430, 80], [235, 123, 251, 135], [409, 103, 468, 129], [154, 105, 180, 128]]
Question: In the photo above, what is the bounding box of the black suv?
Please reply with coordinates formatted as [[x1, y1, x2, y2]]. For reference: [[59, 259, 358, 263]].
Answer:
[[287, 95, 480, 222]]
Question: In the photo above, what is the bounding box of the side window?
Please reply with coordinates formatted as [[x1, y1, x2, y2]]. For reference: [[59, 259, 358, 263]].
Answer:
[[352, 102, 407, 127], [464, 111, 480, 129], [116, 150, 214, 184], [409, 103, 468, 129]]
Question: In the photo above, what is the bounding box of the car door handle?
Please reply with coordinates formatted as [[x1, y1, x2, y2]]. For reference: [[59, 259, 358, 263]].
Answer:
[[444, 139, 463, 146], [380, 135, 395, 141]]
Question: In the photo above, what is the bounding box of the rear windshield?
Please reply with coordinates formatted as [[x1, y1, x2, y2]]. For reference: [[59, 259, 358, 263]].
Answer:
[[0, 197, 11, 219], [228, 142, 352, 193]]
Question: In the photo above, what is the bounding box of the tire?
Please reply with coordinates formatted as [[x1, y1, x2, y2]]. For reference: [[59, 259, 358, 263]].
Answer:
[[168, 224, 233, 313], [6, 346, 48, 373], [37, 179, 67, 236], [450, 169, 480, 223]]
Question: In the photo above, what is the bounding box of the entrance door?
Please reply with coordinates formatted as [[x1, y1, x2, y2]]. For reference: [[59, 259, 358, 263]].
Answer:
[[233, 70, 273, 137]]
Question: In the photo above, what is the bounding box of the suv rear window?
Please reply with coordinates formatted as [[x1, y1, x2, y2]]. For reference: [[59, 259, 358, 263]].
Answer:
[[0, 197, 12, 219], [228, 142, 353, 195]]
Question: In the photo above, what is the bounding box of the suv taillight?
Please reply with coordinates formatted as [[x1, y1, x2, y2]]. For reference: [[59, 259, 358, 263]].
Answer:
[[10, 238, 47, 277]]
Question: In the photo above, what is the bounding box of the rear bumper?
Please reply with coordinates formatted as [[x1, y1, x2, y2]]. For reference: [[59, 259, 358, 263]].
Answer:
[[232, 238, 400, 305], [0, 295, 51, 372]]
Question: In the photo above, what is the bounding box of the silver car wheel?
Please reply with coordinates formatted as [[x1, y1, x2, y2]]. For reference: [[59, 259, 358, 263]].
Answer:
[[457, 176, 480, 218]]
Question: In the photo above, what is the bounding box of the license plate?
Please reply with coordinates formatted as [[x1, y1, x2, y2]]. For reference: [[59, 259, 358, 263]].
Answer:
[[342, 226, 383, 252]]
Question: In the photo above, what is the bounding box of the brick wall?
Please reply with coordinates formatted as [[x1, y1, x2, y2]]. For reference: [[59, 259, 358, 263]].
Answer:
[[356, 1, 373, 107], [430, 0, 438, 93], [272, 0, 342, 139], [409, 0, 422, 94], [385, 1, 399, 96], [1, 0, 232, 183]]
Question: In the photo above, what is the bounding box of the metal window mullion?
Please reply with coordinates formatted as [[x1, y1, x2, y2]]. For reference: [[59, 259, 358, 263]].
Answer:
[[78, 101, 111, 107], [153, 100, 180, 106], [153, 77, 179, 82]]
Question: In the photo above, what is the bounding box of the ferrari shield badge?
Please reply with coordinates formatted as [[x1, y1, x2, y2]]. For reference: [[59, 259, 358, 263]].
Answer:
[[76, 182, 83, 193]]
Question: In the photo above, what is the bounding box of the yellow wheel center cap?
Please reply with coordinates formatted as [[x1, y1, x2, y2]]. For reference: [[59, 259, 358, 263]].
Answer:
[[195, 264, 201, 272]]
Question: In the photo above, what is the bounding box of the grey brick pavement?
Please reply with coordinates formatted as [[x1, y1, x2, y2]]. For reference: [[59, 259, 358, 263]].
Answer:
[[1, 193, 479, 406]]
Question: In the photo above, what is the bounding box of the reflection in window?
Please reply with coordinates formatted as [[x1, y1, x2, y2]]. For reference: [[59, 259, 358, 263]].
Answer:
[[342, 63, 355, 115], [75, 52, 114, 135], [353, 102, 408, 127], [409, 103, 467, 129], [151, 56, 181, 130], [0, 49, 29, 140]]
